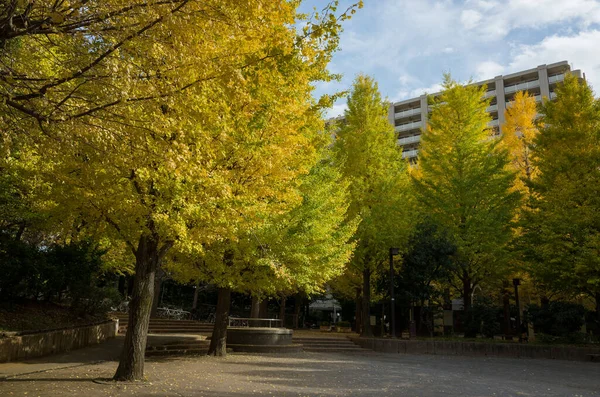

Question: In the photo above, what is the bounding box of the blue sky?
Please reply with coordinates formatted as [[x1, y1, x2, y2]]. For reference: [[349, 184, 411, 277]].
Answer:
[[300, 0, 600, 117]]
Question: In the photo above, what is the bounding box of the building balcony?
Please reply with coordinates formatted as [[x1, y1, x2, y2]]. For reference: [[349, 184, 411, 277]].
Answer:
[[505, 80, 540, 94], [548, 74, 565, 84], [395, 107, 421, 119], [486, 104, 498, 112], [488, 119, 499, 127], [395, 120, 423, 132], [398, 135, 421, 146], [402, 148, 419, 159], [484, 90, 496, 98]]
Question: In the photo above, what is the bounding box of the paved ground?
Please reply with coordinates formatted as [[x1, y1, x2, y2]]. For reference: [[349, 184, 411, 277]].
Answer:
[[1, 339, 599, 396]]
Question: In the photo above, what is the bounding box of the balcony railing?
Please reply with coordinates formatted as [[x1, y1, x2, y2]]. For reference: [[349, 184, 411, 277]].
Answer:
[[488, 119, 499, 127], [395, 120, 422, 132], [548, 74, 565, 84], [395, 107, 421, 119], [505, 80, 540, 94], [398, 135, 421, 145], [486, 104, 498, 112], [402, 149, 419, 159], [484, 90, 496, 98]]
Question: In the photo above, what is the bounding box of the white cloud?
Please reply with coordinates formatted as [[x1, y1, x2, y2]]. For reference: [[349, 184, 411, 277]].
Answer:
[[307, 0, 600, 109], [395, 83, 445, 101], [506, 29, 600, 92], [475, 61, 505, 80], [461, 9, 483, 29], [461, 0, 600, 39], [326, 103, 348, 118]]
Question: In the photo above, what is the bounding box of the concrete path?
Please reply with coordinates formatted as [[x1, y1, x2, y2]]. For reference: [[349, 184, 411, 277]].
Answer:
[[0, 345, 599, 396]]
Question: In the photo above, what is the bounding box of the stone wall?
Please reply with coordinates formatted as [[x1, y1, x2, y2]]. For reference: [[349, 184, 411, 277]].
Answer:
[[352, 337, 600, 362], [0, 320, 118, 363]]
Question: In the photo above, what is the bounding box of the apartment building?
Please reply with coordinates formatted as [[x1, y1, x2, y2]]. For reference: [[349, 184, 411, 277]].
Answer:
[[391, 61, 583, 160]]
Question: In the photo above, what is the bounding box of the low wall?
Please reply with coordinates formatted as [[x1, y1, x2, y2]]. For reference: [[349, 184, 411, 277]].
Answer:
[[0, 320, 118, 363], [352, 337, 600, 362]]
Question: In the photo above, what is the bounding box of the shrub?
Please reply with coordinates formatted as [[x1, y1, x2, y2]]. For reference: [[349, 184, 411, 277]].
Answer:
[[71, 286, 122, 317], [526, 301, 586, 337], [320, 321, 330, 327], [463, 297, 502, 338], [337, 321, 351, 328]]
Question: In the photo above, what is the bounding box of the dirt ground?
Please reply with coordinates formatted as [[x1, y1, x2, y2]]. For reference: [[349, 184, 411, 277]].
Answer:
[[1, 347, 599, 397]]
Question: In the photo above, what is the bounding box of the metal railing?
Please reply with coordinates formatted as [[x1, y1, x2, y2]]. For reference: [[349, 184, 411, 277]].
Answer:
[[548, 73, 565, 84], [505, 80, 540, 94], [228, 317, 283, 328], [398, 134, 421, 145], [486, 104, 498, 112], [402, 148, 419, 159], [395, 120, 422, 132], [395, 107, 421, 119]]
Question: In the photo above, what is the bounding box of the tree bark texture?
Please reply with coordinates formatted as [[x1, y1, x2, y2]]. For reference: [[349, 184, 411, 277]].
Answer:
[[462, 274, 475, 338], [258, 299, 268, 318], [150, 269, 163, 318], [355, 287, 362, 334], [595, 292, 600, 326], [113, 235, 160, 381], [361, 268, 373, 337], [208, 287, 232, 356], [192, 283, 199, 310], [279, 295, 286, 328], [250, 296, 260, 318], [293, 294, 302, 328]]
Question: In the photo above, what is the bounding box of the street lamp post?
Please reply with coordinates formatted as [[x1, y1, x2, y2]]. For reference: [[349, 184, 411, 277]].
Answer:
[[513, 278, 522, 342], [389, 247, 400, 338]]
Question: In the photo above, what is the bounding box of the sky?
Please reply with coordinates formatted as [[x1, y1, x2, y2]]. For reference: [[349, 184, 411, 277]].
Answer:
[[300, 0, 600, 117]]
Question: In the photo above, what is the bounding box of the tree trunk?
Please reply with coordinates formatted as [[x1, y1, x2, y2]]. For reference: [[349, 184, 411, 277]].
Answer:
[[150, 270, 163, 318], [250, 296, 260, 318], [259, 299, 268, 318], [113, 235, 161, 381], [279, 295, 286, 328], [463, 275, 475, 338], [192, 283, 200, 310], [361, 268, 373, 337], [208, 287, 231, 356], [293, 294, 302, 328], [355, 287, 362, 334], [595, 292, 600, 326]]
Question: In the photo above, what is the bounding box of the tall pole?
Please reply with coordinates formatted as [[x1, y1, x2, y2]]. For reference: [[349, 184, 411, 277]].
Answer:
[[389, 248, 399, 338]]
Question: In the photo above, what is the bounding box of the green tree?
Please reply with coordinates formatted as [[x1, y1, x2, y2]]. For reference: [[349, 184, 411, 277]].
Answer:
[[521, 74, 600, 321], [166, 152, 358, 355], [3, 1, 361, 380], [333, 74, 414, 337], [413, 75, 519, 337]]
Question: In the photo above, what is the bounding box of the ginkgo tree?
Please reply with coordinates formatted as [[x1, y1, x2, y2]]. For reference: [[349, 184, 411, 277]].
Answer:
[[2, 0, 363, 381], [166, 152, 358, 356], [413, 75, 519, 337], [333, 74, 414, 337], [521, 75, 600, 322], [502, 91, 539, 195]]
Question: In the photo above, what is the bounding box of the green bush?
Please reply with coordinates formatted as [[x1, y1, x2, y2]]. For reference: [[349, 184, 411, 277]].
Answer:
[[71, 286, 122, 317], [526, 301, 585, 337], [0, 237, 115, 317], [320, 321, 330, 327], [464, 298, 501, 338], [337, 321, 351, 328]]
